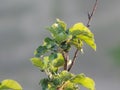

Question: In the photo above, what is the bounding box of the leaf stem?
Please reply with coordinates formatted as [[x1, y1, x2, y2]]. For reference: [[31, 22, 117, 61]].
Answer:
[[68, 0, 98, 71]]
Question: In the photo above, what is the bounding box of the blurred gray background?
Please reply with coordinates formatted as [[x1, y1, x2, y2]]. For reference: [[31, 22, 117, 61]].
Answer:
[[0, 0, 120, 90]]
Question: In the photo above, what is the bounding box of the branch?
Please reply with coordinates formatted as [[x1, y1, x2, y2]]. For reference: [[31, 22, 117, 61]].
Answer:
[[68, 0, 98, 71], [62, 52, 69, 70], [68, 49, 79, 71], [87, 0, 98, 27]]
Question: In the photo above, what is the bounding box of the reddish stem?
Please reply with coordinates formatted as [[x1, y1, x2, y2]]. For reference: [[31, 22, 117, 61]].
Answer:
[[68, 0, 98, 71]]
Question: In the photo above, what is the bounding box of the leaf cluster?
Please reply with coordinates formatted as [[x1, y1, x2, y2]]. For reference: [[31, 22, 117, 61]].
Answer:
[[31, 19, 96, 90]]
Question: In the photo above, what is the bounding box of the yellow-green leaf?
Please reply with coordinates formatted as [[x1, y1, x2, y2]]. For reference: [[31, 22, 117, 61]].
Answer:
[[70, 23, 92, 35], [52, 53, 65, 67], [71, 74, 95, 90], [69, 23, 96, 51], [31, 57, 44, 69], [56, 18, 67, 30], [0, 79, 22, 90], [80, 77, 95, 90], [70, 38, 83, 49], [78, 35, 96, 51]]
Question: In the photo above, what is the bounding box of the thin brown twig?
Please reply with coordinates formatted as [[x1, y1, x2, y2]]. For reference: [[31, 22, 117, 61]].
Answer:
[[62, 52, 69, 70], [68, 0, 98, 71], [68, 49, 79, 71], [87, 0, 98, 27]]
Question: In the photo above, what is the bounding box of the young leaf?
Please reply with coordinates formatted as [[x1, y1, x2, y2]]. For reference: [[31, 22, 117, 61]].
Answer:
[[63, 81, 77, 90], [0, 79, 22, 90], [47, 19, 66, 37], [52, 53, 64, 67], [78, 35, 96, 51], [70, 38, 83, 49], [47, 19, 68, 44], [54, 32, 68, 44], [59, 71, 74, 82], [69, 23, 96, 51], [31, 57, 44, 70], [43, 37, 56, 49], [56, 18, 67, 30], [71, 74, 95, 90]]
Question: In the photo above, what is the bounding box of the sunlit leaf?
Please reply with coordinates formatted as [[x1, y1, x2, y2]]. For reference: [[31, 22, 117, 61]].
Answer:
[[52, 53, 64, 67], [47, 19, 68, 44], [56, 18, 67, 30], [0, 79, 22, 90], [71, 74, 95, 90], [43, 56, 50, 69], [31, 57, 44, 70], [59, 71, 74, 82], [54, 32, 68, 44], [69, 23, 96, 51], [47, 19, 66, 37], [78, 35, 96, 51], [63, 81, 77, 90], [70, 38, 83, 49]]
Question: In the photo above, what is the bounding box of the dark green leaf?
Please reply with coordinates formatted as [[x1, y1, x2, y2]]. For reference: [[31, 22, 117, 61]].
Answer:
[[44, 37, 55, 49], [60, 41, 71, 52], [35, 46, 48, 57], [49, 53, 58, 61], [52, 78, 61, 86], [40, 78, 49, 90]]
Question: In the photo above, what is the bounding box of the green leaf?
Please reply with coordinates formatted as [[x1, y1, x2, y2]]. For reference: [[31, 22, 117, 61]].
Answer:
[[52, 53, 64, 67], [40, 78, 49, 90], [49, 86, 57, 90], [35, 46, 48, 57], [49, 53, 58, 61], [60, 41, 71, 52], [56, 18, 67, 30], [70, 38, 83, 49], [71, 74, 95, 90], [69, 23, 96, 51], [42, 56, 50, 69], [43, 37, 56, 49], [31, 57, 44, 70], [63, 81, 77, 90], [54, 32, 68, 44], [47, 19, 68, 44], [79, 35, 96, 51], [0, 79, 22, 90], [59, 71, 74, 82], [52, 78, 61, 86], [47, 19, 66, 37]]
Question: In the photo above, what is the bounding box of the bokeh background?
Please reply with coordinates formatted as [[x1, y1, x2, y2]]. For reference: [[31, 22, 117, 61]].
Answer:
[[0, 0, 120, 90]]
